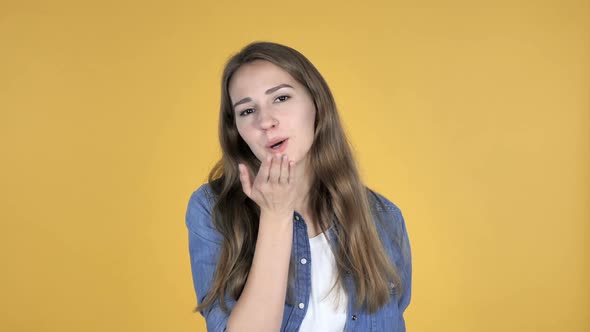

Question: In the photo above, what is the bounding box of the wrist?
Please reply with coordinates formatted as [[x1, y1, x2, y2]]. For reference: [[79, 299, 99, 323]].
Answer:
[[259, 210, 294, 224]]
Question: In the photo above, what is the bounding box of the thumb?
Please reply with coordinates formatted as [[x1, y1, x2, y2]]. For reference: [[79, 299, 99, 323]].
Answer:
[[238, 164, 253, 198]]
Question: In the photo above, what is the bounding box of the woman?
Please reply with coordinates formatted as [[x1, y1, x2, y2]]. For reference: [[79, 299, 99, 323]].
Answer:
[[185, 41, 411, 332]]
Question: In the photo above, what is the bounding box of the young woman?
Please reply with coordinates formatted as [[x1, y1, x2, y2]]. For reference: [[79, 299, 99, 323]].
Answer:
[[185, 42, 412, 332]]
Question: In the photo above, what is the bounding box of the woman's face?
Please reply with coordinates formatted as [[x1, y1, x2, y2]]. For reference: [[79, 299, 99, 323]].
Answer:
[[229, 60, 316, 164]]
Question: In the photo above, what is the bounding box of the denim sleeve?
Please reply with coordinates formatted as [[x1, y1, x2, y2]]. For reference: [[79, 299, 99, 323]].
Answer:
[[185, 184, 236, 332], [393, 207, 412, 312], [368, 189, 413, 313]]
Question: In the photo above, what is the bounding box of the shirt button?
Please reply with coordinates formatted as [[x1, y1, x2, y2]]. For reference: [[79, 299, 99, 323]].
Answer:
[[351, 315, 357, 321], [298, 302, 305, 309], [295, 215, 300, 221], [389, 282, 396, 294], [300, 258, 307, 265]]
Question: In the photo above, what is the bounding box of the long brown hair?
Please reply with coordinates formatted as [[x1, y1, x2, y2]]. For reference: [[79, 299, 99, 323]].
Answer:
[[197, 41, 402, 314]]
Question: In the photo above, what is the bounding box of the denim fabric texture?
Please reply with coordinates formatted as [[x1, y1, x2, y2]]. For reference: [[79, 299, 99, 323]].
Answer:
[[186, 183, 412, 332]]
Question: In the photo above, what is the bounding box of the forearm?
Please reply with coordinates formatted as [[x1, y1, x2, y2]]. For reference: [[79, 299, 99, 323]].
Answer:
[[226, 212, 293, 332]]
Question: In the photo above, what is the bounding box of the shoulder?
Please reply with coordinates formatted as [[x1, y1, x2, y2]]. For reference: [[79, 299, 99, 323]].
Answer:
[[365, 188, 407, 241], [192, 183, 217, 204], [185, 183, 219, 234], [366, 188, 402, 214], [187, 183, 216, 212]]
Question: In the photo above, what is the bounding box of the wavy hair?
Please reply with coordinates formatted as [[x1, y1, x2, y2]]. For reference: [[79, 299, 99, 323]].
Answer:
[[197, 41, 402, 314]]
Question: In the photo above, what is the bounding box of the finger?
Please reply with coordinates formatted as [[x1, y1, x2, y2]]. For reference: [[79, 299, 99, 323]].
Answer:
[[288, 160, 296, 184], [238, 164, 253, 197], [269, 154, 281, 183], [279, 155, 289, 184], [256, 155, 272, 184]]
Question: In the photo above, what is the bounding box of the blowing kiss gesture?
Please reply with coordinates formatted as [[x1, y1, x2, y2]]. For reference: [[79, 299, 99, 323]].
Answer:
[[238, 154, 299, 221]]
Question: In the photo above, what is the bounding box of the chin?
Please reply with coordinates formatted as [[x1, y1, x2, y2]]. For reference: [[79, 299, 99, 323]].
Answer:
[[294, 153, 311, 165]]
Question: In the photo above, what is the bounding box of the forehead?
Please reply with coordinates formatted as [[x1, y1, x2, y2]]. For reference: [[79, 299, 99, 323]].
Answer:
[[229, 60, 298, 99]]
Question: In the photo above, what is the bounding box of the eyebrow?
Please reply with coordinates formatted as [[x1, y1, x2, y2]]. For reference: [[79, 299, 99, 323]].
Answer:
[[232, 83, 294, 109]]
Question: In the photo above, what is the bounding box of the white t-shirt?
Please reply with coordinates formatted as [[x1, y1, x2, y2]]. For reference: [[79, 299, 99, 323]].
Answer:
[[298, 232, 348, 332]]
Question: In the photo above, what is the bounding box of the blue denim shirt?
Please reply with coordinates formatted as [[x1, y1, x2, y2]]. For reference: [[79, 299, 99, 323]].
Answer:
[[186, 183, 412, 331]]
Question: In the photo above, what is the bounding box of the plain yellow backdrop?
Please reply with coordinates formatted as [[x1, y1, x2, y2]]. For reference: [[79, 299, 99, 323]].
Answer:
[[1, 0, 588, 331]]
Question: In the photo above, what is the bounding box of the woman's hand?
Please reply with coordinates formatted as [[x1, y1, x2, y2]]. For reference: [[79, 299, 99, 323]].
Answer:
[[229, 154, 296, 332], [238, 154, 297, 219]]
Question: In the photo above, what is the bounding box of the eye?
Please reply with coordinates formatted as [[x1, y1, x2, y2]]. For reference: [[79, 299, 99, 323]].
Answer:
[[239, 108, 255, 117], [274, 95, 290, 103]]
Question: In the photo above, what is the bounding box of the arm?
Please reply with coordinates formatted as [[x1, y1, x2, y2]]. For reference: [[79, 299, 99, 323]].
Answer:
[[367, 189, 412, 311], [394, 207, 412, 312], [187, 155, 298, 332], [187, 190, 293, 332], [186, 185, 235, 332], [226, 211, 293, 331], [227, 154, 298, 332]]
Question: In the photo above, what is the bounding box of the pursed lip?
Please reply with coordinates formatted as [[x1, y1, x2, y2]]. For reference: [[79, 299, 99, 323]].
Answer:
[[265, 137, 289, 148]]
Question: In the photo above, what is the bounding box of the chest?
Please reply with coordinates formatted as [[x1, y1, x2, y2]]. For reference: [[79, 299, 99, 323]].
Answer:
[[281, 218, 405, 332]]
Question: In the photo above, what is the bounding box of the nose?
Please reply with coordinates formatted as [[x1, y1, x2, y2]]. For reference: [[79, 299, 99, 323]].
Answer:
[[257, 107, 278, 130]]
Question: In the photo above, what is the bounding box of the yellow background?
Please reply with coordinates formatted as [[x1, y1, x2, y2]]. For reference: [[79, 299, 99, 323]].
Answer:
[[1, 0, 588, 331]]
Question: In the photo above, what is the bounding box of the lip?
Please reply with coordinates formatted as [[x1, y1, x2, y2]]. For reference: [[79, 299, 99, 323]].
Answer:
[[266, 137, 289, 148], [266, 137, 289, 153]]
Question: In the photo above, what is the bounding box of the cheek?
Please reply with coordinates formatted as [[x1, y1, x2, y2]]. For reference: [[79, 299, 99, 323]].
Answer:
[[297, 111, 316, 153], [235, 122, 250, 142], [236, 122, 260, 154], [304, 109, 316, 135]]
